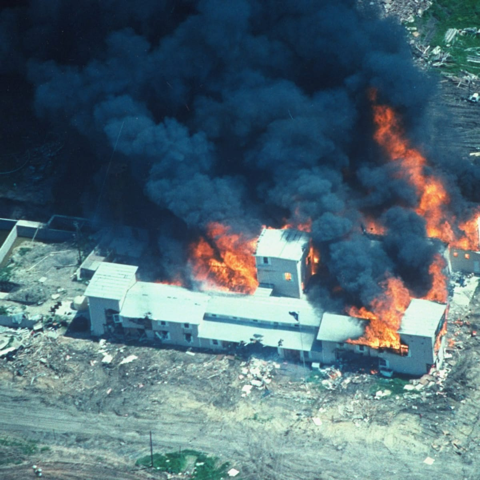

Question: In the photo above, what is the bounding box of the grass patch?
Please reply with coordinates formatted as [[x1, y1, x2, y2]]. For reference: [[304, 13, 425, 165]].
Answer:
[[0, 265, 13, 282], [17, 247, 31, 257], [0, 305, 8, 315], [136, 449, 231, 479], [370, 377, 410, 396], [0, 437, 40, 466], [416, 0, 480, 74]]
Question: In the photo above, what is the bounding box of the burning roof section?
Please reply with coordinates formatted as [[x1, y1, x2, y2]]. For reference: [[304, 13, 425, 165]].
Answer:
[[255, 228, 309, 261]]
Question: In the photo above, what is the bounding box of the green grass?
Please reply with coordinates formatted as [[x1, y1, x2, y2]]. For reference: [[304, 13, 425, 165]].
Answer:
[[0, 265, 13, 282], [136, 449, 231, 479], [416, 0, 480, 74], [0, 305, 8, 315], [0, 437, 42, 466], [370, 377, 410, 396]]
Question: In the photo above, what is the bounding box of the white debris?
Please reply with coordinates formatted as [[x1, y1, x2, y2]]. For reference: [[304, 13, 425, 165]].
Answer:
[[241, 385, 253, 396], [119, 355, 138, 365], [102, 354, 113, 364], [312, 417, 322, 426], [424, 457, 435, 465], [228, 468, 240, 477]]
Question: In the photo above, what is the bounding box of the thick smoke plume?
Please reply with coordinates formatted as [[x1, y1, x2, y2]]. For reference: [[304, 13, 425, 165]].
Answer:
[[1, 0, 478, 309]]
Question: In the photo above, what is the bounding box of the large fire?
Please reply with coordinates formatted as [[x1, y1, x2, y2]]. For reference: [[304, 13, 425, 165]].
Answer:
[[188, 222, 259, 294], [348, 276, 411, 350], [346, 92, 465, 350], [371, 90, 479, 250]]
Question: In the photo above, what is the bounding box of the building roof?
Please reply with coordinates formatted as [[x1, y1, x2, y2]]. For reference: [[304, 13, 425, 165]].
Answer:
[[199, 319, 316, 351], [399, 299, 446, 337], [317, 313, 366, 343], [206, 293, 322, 327], [120, 282, 208, 325], [84, 262, 138, 301], [255, 228, 309, 261]]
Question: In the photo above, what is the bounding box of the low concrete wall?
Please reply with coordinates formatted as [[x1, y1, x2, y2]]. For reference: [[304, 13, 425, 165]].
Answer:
[[16, 220, 75, 242], [0, 314, 36, 329], [0, 225, 18, 265]]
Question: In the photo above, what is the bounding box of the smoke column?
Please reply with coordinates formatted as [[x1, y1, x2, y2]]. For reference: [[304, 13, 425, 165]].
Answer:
[[1, 0, 478, 308]]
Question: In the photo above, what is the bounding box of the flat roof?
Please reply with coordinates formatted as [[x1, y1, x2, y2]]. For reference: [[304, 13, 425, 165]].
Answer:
[[199, 319, 316, 351], [121, 282, 208, 325], [317, 313, 366, 343], [206, 293, 322, 327], [255, 228, 309, 261], [399, 299, 446, 337], [85, 262, 138, 301]]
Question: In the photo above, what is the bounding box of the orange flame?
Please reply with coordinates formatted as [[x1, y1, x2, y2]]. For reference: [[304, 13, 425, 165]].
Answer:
[[363, 216, 386, 236], [371, 90, 479, 250], [424, 254, 448, 303], [348, 276, 411, 350], [434, 319, 447, 354], [189, 222, 259, 294], [281, 207, 312, 232]]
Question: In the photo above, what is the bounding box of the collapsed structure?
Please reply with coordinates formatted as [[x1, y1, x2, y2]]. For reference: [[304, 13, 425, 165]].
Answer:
[[85, 228, 448, 376]]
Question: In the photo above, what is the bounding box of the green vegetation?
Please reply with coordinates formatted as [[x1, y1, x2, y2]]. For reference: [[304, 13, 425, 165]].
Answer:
[[370, 377, 410, 397], [0, 437, 45, 466], [416, 0, 480, 74], [136, 449, 231, 479], [17, 247, 31, 257], [0, 305, 8, 315], [0, 265, 13, 282]]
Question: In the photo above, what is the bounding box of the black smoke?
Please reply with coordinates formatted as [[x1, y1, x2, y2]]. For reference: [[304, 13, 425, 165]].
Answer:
[[1, 0, 477, 309]]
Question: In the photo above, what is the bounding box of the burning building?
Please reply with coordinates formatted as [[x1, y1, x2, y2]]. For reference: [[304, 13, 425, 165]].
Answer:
[[85, 227, 448, 377]]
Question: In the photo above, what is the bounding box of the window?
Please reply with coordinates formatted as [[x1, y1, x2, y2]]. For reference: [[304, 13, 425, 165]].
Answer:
[[113, 314, 121, 324], [453, 251, 458, 257], [357, 345, 365, 352], [184, 323, 191, 329], [284, 272, 292, 281], [211, 339, 219, 346], [262, 257, 270, 265], [337, 342, 344, 348], [185, 333, 193, 343], [157, 331, 170, 341], [160, 321, 168, 326], [465, 253, 471, 259]]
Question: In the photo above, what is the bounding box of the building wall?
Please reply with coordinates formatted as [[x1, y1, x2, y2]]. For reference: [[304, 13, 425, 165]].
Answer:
[[255, 257, 304, 298], [379, 333, 434, 376], [89, 297, 121, 336], [449, 248, 480, 275], [120, 316, 201, 348]]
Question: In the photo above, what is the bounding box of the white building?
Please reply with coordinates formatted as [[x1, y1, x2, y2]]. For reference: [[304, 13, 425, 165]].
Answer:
[[84, 228, 448, 377], [254, 228, 311, 298]]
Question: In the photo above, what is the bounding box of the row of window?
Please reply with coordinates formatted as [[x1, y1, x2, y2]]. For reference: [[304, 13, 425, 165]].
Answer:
[[452, 251, 470, 259], [158, 321, 191, 329], [157, 331, 194, 343], [155, 331, 220, 346]]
